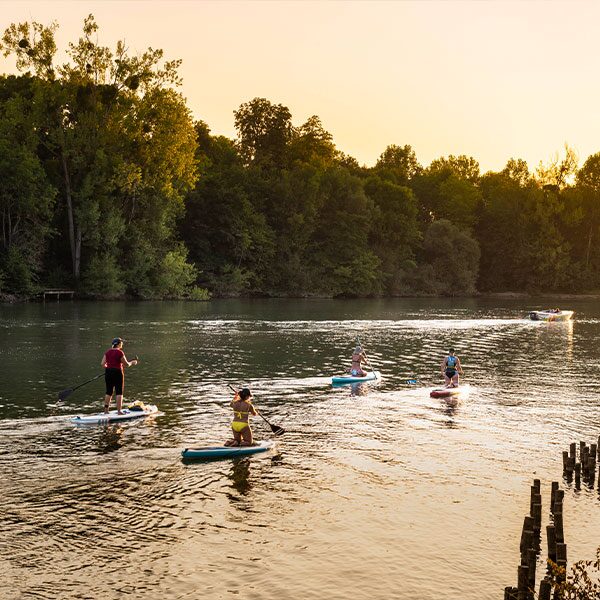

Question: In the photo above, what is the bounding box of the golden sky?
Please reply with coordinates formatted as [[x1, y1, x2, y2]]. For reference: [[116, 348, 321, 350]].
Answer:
[[1, 0, 599, 173]]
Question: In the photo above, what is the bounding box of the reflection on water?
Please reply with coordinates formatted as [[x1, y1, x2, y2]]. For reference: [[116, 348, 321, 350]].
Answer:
[[1, 298, 599, 600], [97, 424, 125, 453], [228, 459, 252, 496]]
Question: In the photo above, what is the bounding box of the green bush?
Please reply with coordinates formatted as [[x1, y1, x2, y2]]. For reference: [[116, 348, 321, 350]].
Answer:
[[188, 286, 211, 301], [123, 244, 155, 299], [155, 245, 198, 298], [1, 246, 37, 295], [208, 264, 252, 297], [81, 254, 124, 298]]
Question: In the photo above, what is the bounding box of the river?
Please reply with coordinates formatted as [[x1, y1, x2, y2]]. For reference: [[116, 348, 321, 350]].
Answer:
[[1, 298, 599, 599]]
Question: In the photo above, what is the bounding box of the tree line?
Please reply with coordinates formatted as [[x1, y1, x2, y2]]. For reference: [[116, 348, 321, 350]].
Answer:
[[2, 16, 600, 300]]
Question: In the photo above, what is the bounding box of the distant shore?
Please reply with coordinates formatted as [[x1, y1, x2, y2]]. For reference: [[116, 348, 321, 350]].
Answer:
[[3, 290, 600, 303]]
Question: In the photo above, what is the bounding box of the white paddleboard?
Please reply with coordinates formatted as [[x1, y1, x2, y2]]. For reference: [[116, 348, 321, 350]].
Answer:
[[71, 404, 159, 424]]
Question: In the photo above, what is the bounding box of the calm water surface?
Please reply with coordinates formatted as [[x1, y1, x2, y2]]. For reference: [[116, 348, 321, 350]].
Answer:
[[1, 298, 599, 599]]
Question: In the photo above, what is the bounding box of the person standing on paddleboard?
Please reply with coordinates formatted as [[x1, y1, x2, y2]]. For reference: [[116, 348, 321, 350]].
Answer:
[[224, 388, 257, 447], [101, 338, 138, 414], [350, 346, 369, 377], [441, 349, 463, 388]]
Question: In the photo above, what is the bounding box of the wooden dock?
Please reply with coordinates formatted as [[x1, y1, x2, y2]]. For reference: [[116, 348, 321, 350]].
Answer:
[[42, 289, 75, 302]]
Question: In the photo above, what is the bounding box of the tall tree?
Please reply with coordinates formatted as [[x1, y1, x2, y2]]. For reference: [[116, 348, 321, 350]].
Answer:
[[418, 219, 480, 295], [374, 144, 421, 186], [411, 154, 482, 230], [1, 15, 198, 295], [0, 81, 56, 292], [364, 175, 420, 294], [233, 97, 293, 169]]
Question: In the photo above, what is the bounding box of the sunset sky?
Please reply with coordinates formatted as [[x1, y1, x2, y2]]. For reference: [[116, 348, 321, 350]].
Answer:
[[1, 0, 599, 173]]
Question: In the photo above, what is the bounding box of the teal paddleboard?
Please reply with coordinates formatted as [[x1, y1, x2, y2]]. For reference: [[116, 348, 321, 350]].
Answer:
[[181, 440, 274, 461], [331, 371, 380, 385]]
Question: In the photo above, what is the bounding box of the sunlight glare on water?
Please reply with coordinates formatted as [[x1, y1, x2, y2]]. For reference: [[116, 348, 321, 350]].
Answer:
[[0, 298, 599, 599]]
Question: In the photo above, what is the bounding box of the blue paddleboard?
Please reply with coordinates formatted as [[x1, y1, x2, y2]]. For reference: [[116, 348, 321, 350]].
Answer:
[[331, 371, 381, 385], [181, 440, 274, 461]]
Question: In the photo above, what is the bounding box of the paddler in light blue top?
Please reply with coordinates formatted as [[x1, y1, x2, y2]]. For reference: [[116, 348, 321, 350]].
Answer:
[[350, 346, 369, 377], [441, 348, 463, 388]]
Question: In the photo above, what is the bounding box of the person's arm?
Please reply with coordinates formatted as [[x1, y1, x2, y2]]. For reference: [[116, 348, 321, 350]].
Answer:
[[121, 354, 138, 368], [456, 357, 463, 374], [100, 353, 107, 368], [248, 401, 258, 416]]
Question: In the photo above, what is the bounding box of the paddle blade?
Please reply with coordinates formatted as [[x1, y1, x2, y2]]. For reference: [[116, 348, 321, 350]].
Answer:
[[57, 388, 73, 401], [271, 424, 285, 436]]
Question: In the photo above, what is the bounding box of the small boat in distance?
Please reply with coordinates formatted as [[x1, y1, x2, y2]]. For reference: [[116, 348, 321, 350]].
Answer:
[[528, 309, 574, 322]]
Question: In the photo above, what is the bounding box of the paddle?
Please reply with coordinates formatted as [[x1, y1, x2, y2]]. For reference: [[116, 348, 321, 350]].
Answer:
[[57, 355, 139, 402], [227, 385, 285, 436], [57, 373, 103, 401]]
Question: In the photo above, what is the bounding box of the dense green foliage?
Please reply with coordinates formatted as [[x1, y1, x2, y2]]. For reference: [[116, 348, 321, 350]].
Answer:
[[0, 16, 200, 299], [2, 16, 600, 299]]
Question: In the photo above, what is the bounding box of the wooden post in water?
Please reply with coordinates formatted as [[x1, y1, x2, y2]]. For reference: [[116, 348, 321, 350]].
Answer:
[[532, 502, 542, 538], [564, 450, 574, 481], [582, 445, 589, 479], [553, 509, 564, 545], [550, 481, 559, 511], [538, 578, 552, 600], [520, 516, 534, 554], [588, 454, 596, 486], [553, 489, 564, 514], [517, 564, 529, 600], [556, 542, 567, 565], [527, 547, 537, 591], [569, 442, 576, 462], [574, 462, 581, 489], [555, 542, 568, 592], [546, 524, 556, 562], [505, 586, 518, 600]]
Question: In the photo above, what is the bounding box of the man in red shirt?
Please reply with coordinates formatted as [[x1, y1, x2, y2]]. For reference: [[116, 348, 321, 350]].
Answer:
[[101, 337, 138, 414]]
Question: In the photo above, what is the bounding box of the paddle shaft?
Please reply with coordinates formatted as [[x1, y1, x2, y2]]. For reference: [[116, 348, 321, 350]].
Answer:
[[57, 354, 139, 401], [58, 373, 104, 400]]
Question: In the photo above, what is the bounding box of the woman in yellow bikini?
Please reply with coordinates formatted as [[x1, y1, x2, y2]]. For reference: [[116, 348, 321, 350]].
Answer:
[[224, 388, 258, 447]]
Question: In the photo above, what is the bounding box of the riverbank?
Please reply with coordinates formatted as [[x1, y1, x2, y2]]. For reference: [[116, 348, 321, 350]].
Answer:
[[4, 289, 600, 303]]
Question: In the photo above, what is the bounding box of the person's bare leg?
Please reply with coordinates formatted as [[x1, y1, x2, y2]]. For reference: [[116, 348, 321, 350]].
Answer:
[[116, 394, 124, 414], [225, 429, 242, 446], [452, 374, 459, 388], [240, 426, 254, 446], [104, 394, 112, 413]]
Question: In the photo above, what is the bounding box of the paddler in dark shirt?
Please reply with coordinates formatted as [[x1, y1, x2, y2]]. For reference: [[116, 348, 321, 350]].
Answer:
[[101, 337, 138, 414], [441, 348, 463, 388]]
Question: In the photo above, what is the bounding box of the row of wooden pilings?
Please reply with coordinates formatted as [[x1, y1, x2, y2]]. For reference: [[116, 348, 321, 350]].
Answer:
[[562, 438, 599, 489], [504, 437, 600, 598], [503, 478, 565, 599]]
